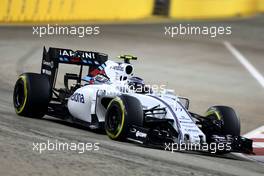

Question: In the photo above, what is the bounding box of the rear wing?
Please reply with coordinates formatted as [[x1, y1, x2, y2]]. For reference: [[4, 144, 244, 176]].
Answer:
[[41, 47, 108, 87]]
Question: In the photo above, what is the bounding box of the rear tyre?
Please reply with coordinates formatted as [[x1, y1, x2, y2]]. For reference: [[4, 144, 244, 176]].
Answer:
[[13, 73, 51, 118], [205, 106, 240, 136], [105, 95, 143, 141]]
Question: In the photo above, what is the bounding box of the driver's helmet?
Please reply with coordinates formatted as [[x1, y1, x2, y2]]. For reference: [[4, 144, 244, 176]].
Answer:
[[127, 76, 151, 94], [83, 74, 110, 85], [83, 65, 109, 85], [94, 74, 110, 84]]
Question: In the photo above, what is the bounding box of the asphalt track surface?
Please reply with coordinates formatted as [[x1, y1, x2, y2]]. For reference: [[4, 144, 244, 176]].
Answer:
[[0, 16, 264, 175]]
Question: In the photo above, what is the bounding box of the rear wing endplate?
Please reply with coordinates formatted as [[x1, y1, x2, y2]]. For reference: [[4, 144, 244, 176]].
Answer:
[[41, 46, 108, 87]]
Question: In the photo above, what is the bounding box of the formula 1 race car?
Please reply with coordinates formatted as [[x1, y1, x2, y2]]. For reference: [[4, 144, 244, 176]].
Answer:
[[13, 47, 253, 154]]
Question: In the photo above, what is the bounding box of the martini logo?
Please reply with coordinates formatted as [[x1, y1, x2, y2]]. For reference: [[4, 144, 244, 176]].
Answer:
[[59, 50, 96, 59]]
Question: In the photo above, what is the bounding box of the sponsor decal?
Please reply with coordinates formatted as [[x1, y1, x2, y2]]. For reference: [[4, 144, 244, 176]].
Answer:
[[42, 60, 54, 68], [111, 65, 124, 71], [185, 129, 200, 133], [181, 124, 197, 128], [175, 108, 183, 111], [70, 93, 85, 103], [42, 69, 52, 75], [179, 121, 194, 124], [179, 115, 187, 119], [59, 50, 96, 59], [58, 50, 101, 65], [135, 131, 147, 138]]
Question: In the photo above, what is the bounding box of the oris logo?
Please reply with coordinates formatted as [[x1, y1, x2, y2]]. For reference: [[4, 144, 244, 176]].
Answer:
[[71, 93, 85, 103]]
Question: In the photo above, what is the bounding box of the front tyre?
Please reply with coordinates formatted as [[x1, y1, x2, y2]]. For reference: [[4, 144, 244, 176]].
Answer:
[[13, 73, 51, 118], [205, 106, 240, 136], [105, 95, 143, 141]]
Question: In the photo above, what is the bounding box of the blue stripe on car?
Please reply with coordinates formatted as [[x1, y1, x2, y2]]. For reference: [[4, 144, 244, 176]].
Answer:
[[149, 95, 182, 142]]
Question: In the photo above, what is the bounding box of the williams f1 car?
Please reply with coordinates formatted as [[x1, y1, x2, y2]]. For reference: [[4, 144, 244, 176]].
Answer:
[[13, 47, 253, 154]]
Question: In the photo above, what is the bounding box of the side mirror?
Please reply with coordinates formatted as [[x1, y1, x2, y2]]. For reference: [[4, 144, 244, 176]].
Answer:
[[178, 97, 190, 110]]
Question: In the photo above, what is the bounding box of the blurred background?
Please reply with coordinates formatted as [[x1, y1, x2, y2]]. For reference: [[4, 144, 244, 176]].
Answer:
[[0, 0, 263, 23], [0, 0, 264, 23]]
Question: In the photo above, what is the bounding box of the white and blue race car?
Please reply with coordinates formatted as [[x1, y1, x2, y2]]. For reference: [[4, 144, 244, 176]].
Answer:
[[13, 47, 253, 154]]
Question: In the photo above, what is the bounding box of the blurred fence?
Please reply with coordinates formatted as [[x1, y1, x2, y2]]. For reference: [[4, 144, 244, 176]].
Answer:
[[259, 0, 264, 12], [0, 0, 154, 22], [0, 0, 263, 23], [170, 0, 258, 19]]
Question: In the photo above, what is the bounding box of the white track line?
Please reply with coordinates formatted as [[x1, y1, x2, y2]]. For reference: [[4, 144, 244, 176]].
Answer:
[[231, 126, 264, 163], [223, 41, 264, 88], [243, 125, 264, 138]]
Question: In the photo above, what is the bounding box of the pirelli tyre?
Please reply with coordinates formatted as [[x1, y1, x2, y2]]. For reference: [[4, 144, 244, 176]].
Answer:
[[105, 95, 144, 141], [13, 73, 51, 118], [205, 106, 240, 136]]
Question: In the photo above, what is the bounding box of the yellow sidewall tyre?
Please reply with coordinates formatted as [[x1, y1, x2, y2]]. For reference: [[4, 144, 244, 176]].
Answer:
[[13, 73, 51, 118], [105, 95, 143, 141], [205, 106, 240, 136]]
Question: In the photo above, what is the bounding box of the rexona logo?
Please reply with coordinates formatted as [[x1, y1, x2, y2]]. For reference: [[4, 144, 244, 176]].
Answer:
[[59, 50, 95, 59], [71, 93, 85, 103]]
